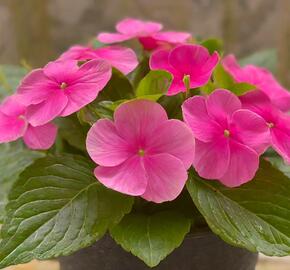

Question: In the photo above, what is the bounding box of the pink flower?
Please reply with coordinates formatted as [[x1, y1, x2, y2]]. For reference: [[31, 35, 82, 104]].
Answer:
[[182, 89, 270, 187], [0, 96, 57, 150], [97, 18, 191, 50], [223, 54, 290, 112], [16, 59, 112, 126], [240, 90, 290, 164], [150, 44, 219, 95], [86, 99, 195, 203], [59, 45, 138, 75]]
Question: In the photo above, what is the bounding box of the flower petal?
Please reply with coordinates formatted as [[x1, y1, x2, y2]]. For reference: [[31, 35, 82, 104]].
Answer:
[[220, 140, 259, 187], [116, 18, 162, 35], [193, 138, 230, 180], [59, 45, 98, 61], [0, 112, 26, 143], [153, 31, 191, 44], [142, 153, 188, 203], [60, 59, 112, 117], [182, 96, 222, 142], [271, 116, 290, 164], [231, 109, 270, 154], [147, 119, 195, 169], [150, 49, 176, 74], [0, 95, 26, 117], [23, 123, 57, 150], [26, 92, 68, 126], [114, 99, 168, 143], [16, 69, 55, 105], [97, 33, 131, 43], [94, 156, 147, 196], [95, 46, 138, 75], [206, 89, 241, 125], [86, 119, 131, 167]]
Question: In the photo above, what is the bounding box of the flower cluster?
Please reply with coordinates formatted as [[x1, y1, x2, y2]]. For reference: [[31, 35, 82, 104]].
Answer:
[[1, 18, 289, 203]]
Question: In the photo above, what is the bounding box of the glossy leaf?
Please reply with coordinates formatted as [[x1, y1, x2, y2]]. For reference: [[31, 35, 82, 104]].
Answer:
[[200, 38, 223, 54], [136, 70, 172, 101], [0, 154, 133, 268], [110, 211, 191, 267], [187, 160, 290, 257]]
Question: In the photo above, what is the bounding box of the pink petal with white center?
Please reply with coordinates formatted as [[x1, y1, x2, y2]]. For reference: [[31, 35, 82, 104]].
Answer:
[[94, 156, 147, 196], [86, 119, 131, 167], [142, 153, 188, 203], [206, 89, 241, 125], [147, 119, 195, 169], [23, 122, 57, 150], [0, 95, 26, 117], [193, 138, 230, 180], [97, 33, 132, 44], [60, 60, 112, 116], [153, 31, 191, 44], [231, 109, 270, 154], [26, 92, 68, 126], [116, 18, 162, 36], [17, 69, 55, 105], [114, 99, 168, 143], [0, 112, 26, 143], [271, 117, 290, 164], [182, 96, 223, 142], [220, 140, 259, 187], [95, 46, 138, 74]]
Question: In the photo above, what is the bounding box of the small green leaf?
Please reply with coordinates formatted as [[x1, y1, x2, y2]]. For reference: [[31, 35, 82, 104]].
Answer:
[[239, 49, 277, 73], [158, 93, 184, 120], [131, 55, 150, 88], [0, 142, 44, 223], [0, 154, 133, 268], [56, 114, 88, 151], [136, 70, 172, 101], [187, 160, 290, 257], [200, 38, 223, 54], [99, 69, 134, 101], [213, 64, 255, 95], [0, 65, 27, 101], [110, 211, 191, 267]]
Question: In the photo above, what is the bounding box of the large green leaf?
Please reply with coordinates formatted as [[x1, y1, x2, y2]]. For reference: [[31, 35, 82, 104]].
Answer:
[[187, 160, 290, 256], [0, 154, 133, 268], [110, 211, 191, 267], [56, 114, 88, 151], [0, 142, 44, 223], [212, 64, 256, 95], [0, 65, 27, 100], [99, 68, 134, 101], [239, 49, 277, 73], [136, 70, 172, 101]]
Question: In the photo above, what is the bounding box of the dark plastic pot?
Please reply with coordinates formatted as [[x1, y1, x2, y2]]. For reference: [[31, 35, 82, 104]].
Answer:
[[59, 231, 258, 270]]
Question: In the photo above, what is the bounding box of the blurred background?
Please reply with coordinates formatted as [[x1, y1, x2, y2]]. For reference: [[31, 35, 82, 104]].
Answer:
[[0, 0, 289, 269]]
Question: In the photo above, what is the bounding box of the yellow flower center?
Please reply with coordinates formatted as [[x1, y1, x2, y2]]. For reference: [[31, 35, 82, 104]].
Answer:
[[60, 82, 68, 90], [138, 149, 145, 157], [267, 122, 274, 128], [224, 129, 230, 137]]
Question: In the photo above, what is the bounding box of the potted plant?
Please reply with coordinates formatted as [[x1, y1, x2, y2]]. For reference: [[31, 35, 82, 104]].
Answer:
[[0, 18, 289, 270]]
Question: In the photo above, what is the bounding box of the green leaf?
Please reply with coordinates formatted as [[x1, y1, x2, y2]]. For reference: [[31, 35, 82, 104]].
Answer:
[[267, 156, 290, 178], [131, 55, 150, 88], [187, 160, 290, 257], [99, 69, 134, 101], [200, 38, 223, 54], [239, 49, 277, 73], [136, 70, 172, 101], [213, 64, 255, 95], [158, 93, 184, 119], [56, 114, 88, 151], [77, 100, 127, 126], [0, 65, 27, 101], [0, 142, 44, 223], [110, 211, 191, 267], [0, 154, 133, 268]]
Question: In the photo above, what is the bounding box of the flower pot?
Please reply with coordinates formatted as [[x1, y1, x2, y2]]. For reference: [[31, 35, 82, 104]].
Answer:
[[59, 231, 258, 270]]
